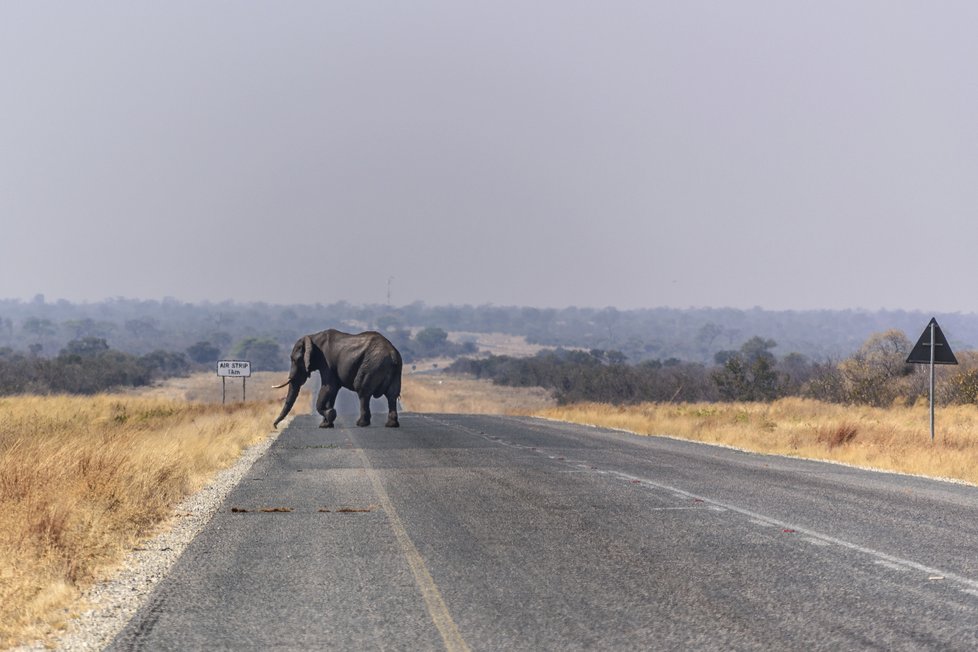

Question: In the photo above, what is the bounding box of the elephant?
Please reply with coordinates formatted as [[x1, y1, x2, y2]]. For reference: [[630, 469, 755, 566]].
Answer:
[[272, 329, 402, 429]]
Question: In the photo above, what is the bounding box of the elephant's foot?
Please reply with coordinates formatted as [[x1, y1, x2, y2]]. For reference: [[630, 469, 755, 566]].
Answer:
[[385, 413, 399, 428], [317, 409, 336, 428]]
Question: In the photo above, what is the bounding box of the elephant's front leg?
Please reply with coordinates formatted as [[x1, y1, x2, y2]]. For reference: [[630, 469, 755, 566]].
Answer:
[[385, 393, 399, 428], [356, 393, 371, 427], [317, 385, 338, 428]]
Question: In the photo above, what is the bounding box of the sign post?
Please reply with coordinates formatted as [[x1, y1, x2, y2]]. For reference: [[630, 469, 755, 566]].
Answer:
[[906, 318, 957, 442], [216, 360, 252, 404]]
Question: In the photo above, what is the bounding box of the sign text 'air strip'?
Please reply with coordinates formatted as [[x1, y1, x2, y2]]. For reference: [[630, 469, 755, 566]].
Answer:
[[217, 360, 252, 377]]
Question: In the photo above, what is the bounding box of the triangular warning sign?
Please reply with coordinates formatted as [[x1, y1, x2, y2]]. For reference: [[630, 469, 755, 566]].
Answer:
[[906, 318, 958, 365]]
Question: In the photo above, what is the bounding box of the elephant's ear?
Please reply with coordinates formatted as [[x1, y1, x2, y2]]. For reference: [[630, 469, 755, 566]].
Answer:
[[303, 335, 313, 372]]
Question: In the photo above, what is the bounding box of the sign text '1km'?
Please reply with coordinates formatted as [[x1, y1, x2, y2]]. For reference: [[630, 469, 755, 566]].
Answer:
[[217, 360, 251, 403], [217, 360, 252, 377]]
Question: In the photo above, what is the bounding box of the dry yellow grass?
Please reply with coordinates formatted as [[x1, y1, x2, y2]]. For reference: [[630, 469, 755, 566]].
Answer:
[[0, 393, 278, 648], [122, 370, 292, 404], [401, 373, 555, 414], [537, 398, 978, 485], [20, 367, 975, 646]]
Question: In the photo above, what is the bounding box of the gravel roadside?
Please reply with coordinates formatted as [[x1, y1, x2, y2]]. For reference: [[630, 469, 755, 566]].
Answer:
[[15, 424, 286, 652]]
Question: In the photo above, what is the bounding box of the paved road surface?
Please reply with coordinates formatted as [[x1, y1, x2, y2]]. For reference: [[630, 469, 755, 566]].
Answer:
[[110, 412, 978, 650]]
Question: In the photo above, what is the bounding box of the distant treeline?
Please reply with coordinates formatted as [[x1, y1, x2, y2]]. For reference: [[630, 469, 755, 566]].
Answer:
[[2, 296, 976, 368], [0, 338, 189, 395], [0, 326, 474, 396], [450, 330, 978, 407], [7, 323, 978, 408]]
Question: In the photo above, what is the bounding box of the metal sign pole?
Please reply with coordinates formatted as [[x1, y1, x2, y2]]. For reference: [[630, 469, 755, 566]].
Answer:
[[907, 318, 957, 443], [217, 361, 252, 404], [930, 321, 935, 442]]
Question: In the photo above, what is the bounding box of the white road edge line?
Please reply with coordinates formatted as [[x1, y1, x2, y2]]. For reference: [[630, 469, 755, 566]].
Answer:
[[605, 469, 978, 591], [430, 415, 978, 594], [530, 416, 978, 488]]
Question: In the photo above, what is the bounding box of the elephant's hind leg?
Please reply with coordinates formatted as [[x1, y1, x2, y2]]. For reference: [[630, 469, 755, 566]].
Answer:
[[356, 394, 371, 427], [385, 394, 400, 428]]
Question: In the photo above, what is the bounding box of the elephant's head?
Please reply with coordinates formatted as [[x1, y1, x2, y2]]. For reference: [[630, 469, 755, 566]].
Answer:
[[272, 335, 315, 428]]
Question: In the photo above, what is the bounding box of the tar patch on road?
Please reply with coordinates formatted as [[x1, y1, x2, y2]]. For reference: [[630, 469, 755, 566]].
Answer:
[[229, 506, 293, 513]]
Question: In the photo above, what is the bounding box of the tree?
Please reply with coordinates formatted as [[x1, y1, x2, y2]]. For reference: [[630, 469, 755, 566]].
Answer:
[[711, 337, 781, 402], [740, 336, 777, 363], [413, 327, 457, 358], [230, 337, 283, 371], [187, 341, 221, 364], [713, 355, 749, 401], [63, 319, 115, 340], [606, 350, 628, 365], [695, 322, 724, 358], [941, 352, 978, 405], [61, 337, 110, 358], [776, 352, 815, 396], [125, 318, 160, 339], [140, 350, 190, 377], [803, 362, 847, 403], [837, 329, 916, 406], [415, 327, 449, 349], [22, 317, 55, 339]]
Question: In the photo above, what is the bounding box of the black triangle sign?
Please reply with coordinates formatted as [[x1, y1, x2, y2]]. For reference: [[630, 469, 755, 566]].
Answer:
[[906, 318, 958, 365]]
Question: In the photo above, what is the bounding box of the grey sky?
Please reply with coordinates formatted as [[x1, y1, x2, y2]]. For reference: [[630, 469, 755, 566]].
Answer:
[[2, 2, 976, 311]]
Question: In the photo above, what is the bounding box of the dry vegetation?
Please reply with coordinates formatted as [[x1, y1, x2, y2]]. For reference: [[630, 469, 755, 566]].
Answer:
[[11, 364, 978, 646], [121, 370, 292, 404], [401, 373, 555, 414], [404, 373, 978, 487], [538, 398, 978, 485], [0, 370, 523, 647], [0, 392, 279, 648]]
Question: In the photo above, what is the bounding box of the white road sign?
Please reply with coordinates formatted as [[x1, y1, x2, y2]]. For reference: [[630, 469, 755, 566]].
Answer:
[[217, 360, 252, 377]]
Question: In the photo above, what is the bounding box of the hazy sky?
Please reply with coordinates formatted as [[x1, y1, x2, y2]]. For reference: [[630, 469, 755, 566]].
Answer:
[[2, 2, 977, 311]]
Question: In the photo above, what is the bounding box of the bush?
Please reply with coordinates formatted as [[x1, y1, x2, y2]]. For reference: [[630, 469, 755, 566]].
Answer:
[[835, 330, 917, 406], [229, 337, 283, 371], [0, 346, 180, 395], [408, 327, 476, 360], [186, 341, 221, 364], [711, 337, 783, 402], [449, 350, 716, 405], [140, 350, 190, 378]]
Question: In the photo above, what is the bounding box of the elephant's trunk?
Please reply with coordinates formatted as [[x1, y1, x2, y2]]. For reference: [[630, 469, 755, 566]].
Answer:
[[273, 381, 301, 428]]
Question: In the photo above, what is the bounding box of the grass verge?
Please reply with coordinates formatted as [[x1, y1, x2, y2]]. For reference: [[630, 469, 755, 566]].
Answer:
[[536, 397, 978, 485], [401, 373, 555, 414], [0, 394, 276, 648]]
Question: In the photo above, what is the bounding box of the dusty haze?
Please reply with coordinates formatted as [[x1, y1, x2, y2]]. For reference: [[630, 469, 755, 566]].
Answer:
[[2, 2, 976, 311]]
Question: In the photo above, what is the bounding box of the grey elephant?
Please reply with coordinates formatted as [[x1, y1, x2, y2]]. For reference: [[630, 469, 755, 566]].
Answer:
[[272, 329, 402, 429]]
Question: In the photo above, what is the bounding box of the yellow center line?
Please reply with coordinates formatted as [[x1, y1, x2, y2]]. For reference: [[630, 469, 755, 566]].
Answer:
[[354, 448, 471, 652]]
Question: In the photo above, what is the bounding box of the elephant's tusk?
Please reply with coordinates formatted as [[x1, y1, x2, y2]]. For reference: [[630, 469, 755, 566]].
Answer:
[[271, 379, 292, 389]]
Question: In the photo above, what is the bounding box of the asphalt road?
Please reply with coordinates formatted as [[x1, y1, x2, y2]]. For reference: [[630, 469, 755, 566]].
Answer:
[[110, 412, 978, 650]]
